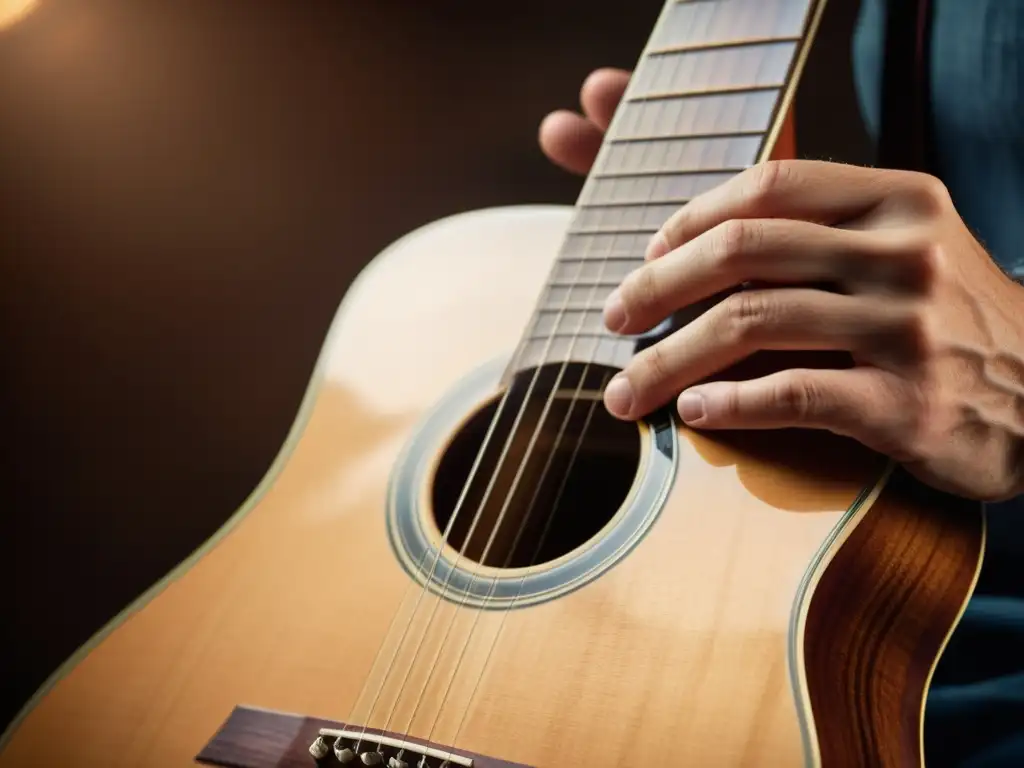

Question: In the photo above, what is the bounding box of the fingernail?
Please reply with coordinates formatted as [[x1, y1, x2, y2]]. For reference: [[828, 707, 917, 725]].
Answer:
[[678, 390, 706, 424], [645, 232, 669, 261], [603, 288, 627, 332], [604, 374, 634, 418]]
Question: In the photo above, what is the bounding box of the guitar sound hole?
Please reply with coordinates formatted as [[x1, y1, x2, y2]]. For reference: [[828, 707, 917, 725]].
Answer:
[[430, 363, 642, 569]]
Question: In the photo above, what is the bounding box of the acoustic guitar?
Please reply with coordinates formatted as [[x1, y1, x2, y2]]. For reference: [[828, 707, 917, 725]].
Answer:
[[0, 0, 985, 765]]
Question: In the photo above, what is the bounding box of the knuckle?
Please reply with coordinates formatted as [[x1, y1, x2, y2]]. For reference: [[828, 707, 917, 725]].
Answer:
[[722, 290, 773, 342], [914, 241, 947, 290], [773, 374, 819, 422], [712, 219, 751, 263], [748, 160, 788, 203], [886, 230, 947, 294], [907, 172, 952, 214], [723, 218, 764, 268]]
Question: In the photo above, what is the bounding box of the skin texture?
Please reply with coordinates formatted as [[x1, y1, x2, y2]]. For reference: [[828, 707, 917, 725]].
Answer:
[[539, 68, 1024, 503]]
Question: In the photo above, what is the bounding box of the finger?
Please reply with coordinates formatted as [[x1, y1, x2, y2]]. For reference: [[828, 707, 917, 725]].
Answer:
[[603, 288, 907, 420], [539, 110, 605, 175], [676, 367, 911, 454], [606, 218, 929, 335], [539, 69, 631, 175], [645, 160, 942, 260], [579, 68, 631, 131]]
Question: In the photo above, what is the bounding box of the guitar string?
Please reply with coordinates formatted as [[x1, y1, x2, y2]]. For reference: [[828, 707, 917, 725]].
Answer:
[[348, 4, 720, 750], [387, 177, 644, 751], [416, 372, 609, 763], [346, 187, 605, 756], [372, 45, 672, 750], [437, 7, 792, 761], [357, 8, 707, 736], [341, 363, 524, 746], [341, 154, 602, 743], [346, 301, 580, 755], [351, 0, 776, 758], [360, 214, 608, 754], [418, 33, 689, 763], [390, 3, 723, 757], [390, 358, 609, 762], [344, 29, 667, 761], [403, 16, 721, 763]]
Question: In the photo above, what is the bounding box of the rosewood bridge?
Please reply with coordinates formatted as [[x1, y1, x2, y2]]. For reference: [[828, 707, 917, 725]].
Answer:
[[196, 707, 531, 768]]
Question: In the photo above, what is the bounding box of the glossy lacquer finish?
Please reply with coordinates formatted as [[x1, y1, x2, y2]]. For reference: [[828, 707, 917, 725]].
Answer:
[[0, 206, 983, 767]]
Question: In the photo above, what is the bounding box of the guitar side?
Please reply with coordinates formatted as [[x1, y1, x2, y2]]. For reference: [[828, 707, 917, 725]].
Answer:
[[0, 205, 983, 767]]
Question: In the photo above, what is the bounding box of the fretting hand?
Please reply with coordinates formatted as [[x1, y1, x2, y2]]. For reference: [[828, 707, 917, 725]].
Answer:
[[540, 69, 1024, 503]]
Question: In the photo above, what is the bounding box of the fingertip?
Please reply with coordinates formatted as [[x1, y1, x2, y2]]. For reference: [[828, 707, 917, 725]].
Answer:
[[537, 109, 575, 147], [580, 67, 630, 97], [538, 110, 603, 176], [602, 288, 627, 333], [604, 373, 635, 420], [645, 231, 670, 261], [580, 67, 631, 131], [677, 390, 707, 425], [679, 382, 734, 428]]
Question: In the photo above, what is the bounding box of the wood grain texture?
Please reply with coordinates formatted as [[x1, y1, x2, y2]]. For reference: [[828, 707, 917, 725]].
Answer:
[[0, 206, 982, 768], [803, 467, 984, 767]]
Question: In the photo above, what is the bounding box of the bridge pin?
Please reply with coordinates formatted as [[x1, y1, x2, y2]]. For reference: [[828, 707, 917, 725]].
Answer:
[[333, 742, 357, 763], [308, 736, 330, 760], [360, 752, 383, 765]]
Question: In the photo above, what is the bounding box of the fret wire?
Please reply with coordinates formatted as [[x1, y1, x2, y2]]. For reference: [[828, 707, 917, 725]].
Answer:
[[626, 44, 795, 98], [567, 226, 659, 235], [580, 171, 737, 206], [556, 253, 660, 261], [649, 35, 801, 55], [627, 84, 781, 102], [659, 0, 811, 48], [536, 301, 613, 313], [526, 332, 640, 341], [599, 134, 766, 171], [516, 336, 637, 372], [544, 280, 630, 290], [536, 304, 608, 312], [592, 167, 749, 179], [547, 279, 621, 287], [577, 200, 691, 209], [609, 129, 764, 144], [615, 92, 777, 140]]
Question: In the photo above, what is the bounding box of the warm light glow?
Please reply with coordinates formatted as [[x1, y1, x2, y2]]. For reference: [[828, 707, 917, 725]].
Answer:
[[0, 0, 37, 31]]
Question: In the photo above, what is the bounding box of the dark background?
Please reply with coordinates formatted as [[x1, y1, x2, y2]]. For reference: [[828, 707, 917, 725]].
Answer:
[[0, 0, 869, 730]]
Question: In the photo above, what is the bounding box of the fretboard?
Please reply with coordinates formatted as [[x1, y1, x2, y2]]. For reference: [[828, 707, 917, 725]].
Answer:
[[511, 0, 825, 377]]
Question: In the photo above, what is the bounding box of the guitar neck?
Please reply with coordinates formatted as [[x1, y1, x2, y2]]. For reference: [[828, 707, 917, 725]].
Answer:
[[509, 0, 826, 379]]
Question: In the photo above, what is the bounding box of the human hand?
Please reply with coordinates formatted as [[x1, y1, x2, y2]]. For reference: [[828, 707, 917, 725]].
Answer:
[[598, 160, 1024, 501], [538, 68, 630, 176]]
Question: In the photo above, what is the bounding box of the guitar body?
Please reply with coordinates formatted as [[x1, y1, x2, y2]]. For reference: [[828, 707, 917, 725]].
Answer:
[[0, 204, 984, 768]]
